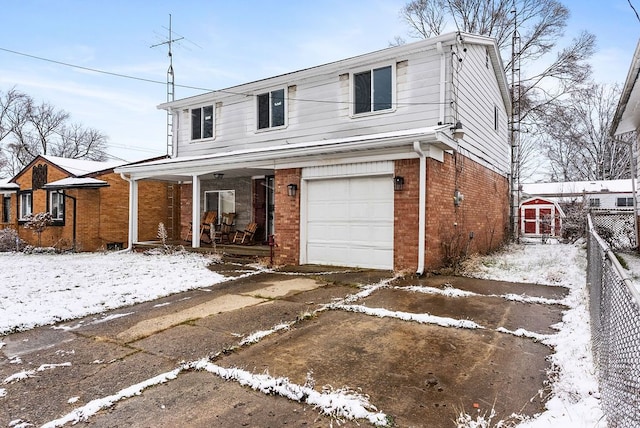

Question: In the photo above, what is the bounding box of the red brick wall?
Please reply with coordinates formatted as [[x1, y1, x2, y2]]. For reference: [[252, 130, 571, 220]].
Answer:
[[423, 152, 509, 270], [13, 160, 172, 251], [273, 169, 301, 266], [394, 159, 421, 271], [272, 156, 508, 272]]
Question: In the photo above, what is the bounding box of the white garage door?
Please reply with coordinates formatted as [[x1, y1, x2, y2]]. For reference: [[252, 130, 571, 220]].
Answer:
[[306, 175, 394, 269]]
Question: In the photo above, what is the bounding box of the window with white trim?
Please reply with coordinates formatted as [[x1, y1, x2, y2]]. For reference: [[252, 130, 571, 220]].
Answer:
[[257, 89, 285, 130], [616, 197, 634, 207], [589, 198, 600, 208], [19, 192, 32, 220], [353, 65, 393, 115], [191, 105, 214, 140], [50, 191, 64, 221], [205, 190, 236, 221]]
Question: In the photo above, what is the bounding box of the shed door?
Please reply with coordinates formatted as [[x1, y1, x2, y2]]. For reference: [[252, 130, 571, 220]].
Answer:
[[306, 176, 393, 269], [523, 208, 537, 234]]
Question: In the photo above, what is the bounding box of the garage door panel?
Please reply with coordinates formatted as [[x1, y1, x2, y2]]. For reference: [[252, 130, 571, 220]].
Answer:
[[306, 175, 393, 270]]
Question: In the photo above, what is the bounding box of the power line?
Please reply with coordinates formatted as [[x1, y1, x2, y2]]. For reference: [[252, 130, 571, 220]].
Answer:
[[0, 46, 215, 93], [0, 45, 451, 108]]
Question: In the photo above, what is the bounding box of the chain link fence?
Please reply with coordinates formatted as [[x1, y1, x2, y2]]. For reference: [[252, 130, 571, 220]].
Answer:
[[586, 214, 640, 427], [590, 209, 637, 250]]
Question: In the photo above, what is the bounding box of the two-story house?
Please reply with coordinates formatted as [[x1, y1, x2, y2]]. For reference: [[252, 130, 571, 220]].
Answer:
[[116, 31, 511, 272]]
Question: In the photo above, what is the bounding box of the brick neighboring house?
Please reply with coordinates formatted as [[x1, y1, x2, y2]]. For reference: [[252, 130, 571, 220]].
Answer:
[[0, 155, 175, 251], [117, 31, 512, 272]]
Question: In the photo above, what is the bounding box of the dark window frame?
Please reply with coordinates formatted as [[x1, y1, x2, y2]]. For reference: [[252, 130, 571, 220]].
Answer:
[[257, 89, 286, 130], [616, 197, 634, 207], [191, 105, 214, 141], [352, 64, 394, 115]]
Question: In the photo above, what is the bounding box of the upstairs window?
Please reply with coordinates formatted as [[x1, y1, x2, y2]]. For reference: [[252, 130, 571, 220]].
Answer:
[[353, 65, 393, 115], [19, 192, 32, 220], [191, 105, 214, 140], [50, 191, 65, 221], [617, 197, 634, 207], [257, 89, 285, 130], [589, 198, 600, 208]]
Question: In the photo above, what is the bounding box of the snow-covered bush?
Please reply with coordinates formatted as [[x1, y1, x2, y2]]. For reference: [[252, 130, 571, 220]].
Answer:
[[0, 228, 24, 252], [23, 212, 53, 247]]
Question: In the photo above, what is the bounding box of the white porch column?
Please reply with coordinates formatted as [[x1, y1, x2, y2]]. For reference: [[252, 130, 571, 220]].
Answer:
[[191, 175, 201, 248], [128, 178, 139, 247]]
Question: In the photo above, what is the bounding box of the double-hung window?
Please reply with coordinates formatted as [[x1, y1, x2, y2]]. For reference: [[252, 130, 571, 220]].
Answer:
[[353, 65, 393, 115], [19, 192, 32, 220], [257, 89, 285, 130], [50, 191, 64, 221], [191, 105, 214, 140]]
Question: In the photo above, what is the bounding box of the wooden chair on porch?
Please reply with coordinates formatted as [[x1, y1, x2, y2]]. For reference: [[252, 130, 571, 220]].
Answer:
[[199, 211, 217, 243], [212, 213, 236, 244], [233, 222, 258, 244]]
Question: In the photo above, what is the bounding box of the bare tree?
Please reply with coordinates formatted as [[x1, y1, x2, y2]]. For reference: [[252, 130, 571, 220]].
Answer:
[[55, 123, 108, 160], [399, 0, 596, 180], [0, 88, 109, 177], [539, 84, 627, 181]]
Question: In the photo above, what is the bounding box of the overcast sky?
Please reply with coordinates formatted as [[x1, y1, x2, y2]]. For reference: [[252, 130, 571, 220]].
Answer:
[[0, 0, 637, 163]]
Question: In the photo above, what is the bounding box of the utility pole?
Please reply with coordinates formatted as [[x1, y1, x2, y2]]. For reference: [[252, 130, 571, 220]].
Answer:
[[510, 1, 522, 242]]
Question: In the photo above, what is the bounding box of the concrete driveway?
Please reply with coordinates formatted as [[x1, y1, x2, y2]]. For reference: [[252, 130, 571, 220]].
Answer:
[[0, 263, 567, 427]]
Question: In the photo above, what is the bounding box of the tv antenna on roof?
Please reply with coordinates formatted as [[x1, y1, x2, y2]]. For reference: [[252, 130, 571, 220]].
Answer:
[[151, 14, 183, 156]]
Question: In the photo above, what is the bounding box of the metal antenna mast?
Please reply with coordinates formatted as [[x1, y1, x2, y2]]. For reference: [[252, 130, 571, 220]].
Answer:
[[151, 14, 183, 156], [510, 1, 522, 242]]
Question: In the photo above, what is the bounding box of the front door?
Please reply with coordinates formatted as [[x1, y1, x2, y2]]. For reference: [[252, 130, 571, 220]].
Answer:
[[253, 176, 274, 243]]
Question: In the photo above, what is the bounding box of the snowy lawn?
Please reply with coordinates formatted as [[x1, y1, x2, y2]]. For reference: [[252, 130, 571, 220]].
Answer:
[[0, 242, 606, 427], [0, 250, 229, 334]]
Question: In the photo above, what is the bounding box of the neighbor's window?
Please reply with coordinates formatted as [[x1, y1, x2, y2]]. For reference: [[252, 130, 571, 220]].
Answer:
[[2, 195, 10, 223], [589, 198, 601, 208], [191, 105, 214, 140], [353, 65, 393, 114], [19, 192, 32, 220], [50, 191, 64, 221], [257, 89, 285, 130], [616, 197, 634, 207]]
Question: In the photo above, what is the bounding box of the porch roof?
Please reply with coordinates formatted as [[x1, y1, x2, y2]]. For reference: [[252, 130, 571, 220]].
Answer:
[[42, 177, 110, 189], [115, 125, 457, 181]]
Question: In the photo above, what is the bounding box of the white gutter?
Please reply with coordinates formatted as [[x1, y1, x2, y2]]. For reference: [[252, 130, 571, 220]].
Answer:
[[413, 141, 427, 275], [436, 41, 446, 124], [115, 126, 455, 178]]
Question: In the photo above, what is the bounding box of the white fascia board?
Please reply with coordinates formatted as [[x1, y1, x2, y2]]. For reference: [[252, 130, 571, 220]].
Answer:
[[116, 126, 455, 179]]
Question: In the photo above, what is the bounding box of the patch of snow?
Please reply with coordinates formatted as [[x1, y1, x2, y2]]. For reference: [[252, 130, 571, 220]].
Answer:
[[332, 304, 484, 330], [0, 252, 232, 334], [238, 322, 292, 346], [192, 359, 389, 426], [40, 368, 182, 427], [3, 363, 71, 384]]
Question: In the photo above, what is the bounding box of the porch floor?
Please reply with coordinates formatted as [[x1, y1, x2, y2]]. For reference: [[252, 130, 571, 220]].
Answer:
[[133, 240, 272, 261]]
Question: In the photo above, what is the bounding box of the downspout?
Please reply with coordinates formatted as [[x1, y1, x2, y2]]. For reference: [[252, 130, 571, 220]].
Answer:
[[436, 41, 446, 125], [119, 173, 134, 252], [413, 141, 427, 275]]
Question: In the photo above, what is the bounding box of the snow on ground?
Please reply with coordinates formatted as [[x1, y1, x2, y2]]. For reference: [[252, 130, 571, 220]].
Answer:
[[461, 241, 606, 428], [0, 242, 607, 427], [0, 250, 229, 334]]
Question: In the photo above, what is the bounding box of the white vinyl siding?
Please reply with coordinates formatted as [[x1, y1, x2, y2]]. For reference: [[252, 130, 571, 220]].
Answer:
[[172, 43, 445, 159]]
